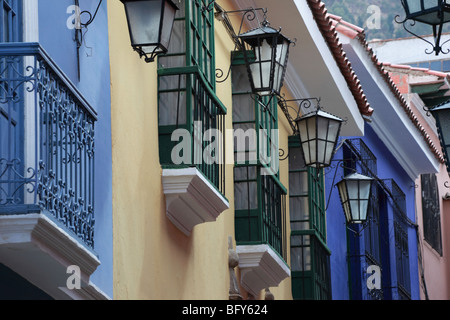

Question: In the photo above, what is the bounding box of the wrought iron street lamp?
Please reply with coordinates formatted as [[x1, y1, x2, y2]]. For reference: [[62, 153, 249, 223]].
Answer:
[[397, 0, 450, 55], [238, 21, 294, 97], [336, 172, 374, 224], [295, 107, 343, 169], [430, 100, 450, 172], [120, 0, 179, 63]]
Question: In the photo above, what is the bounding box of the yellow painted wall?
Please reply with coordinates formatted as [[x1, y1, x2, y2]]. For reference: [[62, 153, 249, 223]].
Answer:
[[108, 0, 293, 300]]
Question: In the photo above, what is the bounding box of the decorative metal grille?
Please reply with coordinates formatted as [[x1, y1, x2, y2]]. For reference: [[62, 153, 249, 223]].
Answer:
[[421, 173, 443, 255], [261, 174, 287, 260], [0, 44, 96, 248]]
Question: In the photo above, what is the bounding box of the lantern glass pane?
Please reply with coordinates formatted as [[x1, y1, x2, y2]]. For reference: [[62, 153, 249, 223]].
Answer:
[[124, 0, 163, 47], [359, 180, 372, 200], [250, 39, 273, 93], [317, 117, 330, 140], [324, 141, 335, 166], [273, 40, 289, 93], [406, 0, 422, 14], [303, 141, 315, 165], [423, 0, 439, 10], [314, 140, 324, 164], [346, 180, 360, 201], [160, 0, 178, 50], [358, 199, 369, 222], [306, 117, 317, 140], [306, 117, 317, 165], [327, 119, 342, 142], [337, 181, 352, 222], [349, 200, 361, 221]]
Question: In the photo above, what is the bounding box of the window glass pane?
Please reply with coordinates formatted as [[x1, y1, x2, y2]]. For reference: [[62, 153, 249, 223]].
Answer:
[[289, 146, 306, 170], [290, 235, 311, 271], [232, 94, 255, 122], [233, 122, 256, 154], [290, 197, 309, 230], [234, 166, 256, 180], [159, 91, 187, 125], [289, 171, 308, 196], [232, 64, 251, 93]]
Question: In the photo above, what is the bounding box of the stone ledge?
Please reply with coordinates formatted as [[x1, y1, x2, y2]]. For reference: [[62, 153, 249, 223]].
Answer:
[[162, 167, 229, 236], [0, 213, 108, 300], [236, 244, 291, 297]]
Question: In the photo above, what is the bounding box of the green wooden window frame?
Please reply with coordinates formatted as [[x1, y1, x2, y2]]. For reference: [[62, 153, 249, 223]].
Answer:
[[291, 233, 331, 300], [234, 165, 288, 260], [231, 53, 279, 175], [288, 136, 331, 300], [158, 0, 215, 88], [231, 52, 286, 260], [288, 137, 327, 240], [157, 1, 226, 195]]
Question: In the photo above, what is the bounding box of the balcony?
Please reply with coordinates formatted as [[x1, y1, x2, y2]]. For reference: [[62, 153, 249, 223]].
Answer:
[[0, 43, 103, 299], [159, 66, 229, 235], [234, 171, 290, 296]]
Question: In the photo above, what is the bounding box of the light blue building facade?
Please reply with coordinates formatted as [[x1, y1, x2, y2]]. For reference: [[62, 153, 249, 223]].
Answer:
[[0, 0, 112, 299]]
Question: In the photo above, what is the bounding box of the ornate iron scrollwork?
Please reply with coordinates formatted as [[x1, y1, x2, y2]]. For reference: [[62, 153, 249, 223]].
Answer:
[[0, 48, 96, 249], [395, 14, 450, 56]]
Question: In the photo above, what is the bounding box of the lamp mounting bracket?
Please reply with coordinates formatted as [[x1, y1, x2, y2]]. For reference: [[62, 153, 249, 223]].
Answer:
[[73, 0, 103, 80], [394, 14, 450, 56], [277, 96, 322, 135]]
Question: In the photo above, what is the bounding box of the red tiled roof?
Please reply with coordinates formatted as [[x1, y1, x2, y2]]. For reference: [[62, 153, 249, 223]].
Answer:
[[306, 0, 373, 118], [325, 11, 445, 164]]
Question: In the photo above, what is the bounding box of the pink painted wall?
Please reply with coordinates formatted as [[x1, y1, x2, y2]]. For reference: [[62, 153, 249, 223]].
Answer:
[[407, 84, 450, 300]]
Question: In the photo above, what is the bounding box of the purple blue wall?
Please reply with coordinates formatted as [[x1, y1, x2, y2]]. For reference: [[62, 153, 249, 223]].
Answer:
[[326, 123, 420, 300]]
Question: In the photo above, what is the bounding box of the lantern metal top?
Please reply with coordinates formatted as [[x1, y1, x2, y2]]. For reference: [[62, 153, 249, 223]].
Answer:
[[339, 172, 374, 183], [296, 107, 344, 123], [238, 25, 293, 45]]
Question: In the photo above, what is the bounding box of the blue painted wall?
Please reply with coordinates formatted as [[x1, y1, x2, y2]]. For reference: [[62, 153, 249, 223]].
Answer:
[[326, 123, 420, 300], [37, 0, 113, 298]]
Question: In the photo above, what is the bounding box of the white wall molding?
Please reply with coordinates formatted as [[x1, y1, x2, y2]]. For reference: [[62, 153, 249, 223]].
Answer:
[[0, 213, 105, 300], [162, 167, 229, 236], [236, 244, 290, 297]]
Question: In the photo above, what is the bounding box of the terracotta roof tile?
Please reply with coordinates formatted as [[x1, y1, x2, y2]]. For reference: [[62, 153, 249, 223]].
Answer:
[[326, 11, 445, 163], [306, 0, 373, 117]]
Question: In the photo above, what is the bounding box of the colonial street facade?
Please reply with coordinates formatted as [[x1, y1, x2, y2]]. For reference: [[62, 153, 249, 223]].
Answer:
[[0, 0, 448, 300]]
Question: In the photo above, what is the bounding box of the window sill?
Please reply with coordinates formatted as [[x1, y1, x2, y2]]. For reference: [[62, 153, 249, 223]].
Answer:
[[162, 167, 229, 236]]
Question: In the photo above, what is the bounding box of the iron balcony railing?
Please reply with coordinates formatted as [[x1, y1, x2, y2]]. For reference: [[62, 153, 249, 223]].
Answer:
[[0, 43, 97, 249]]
